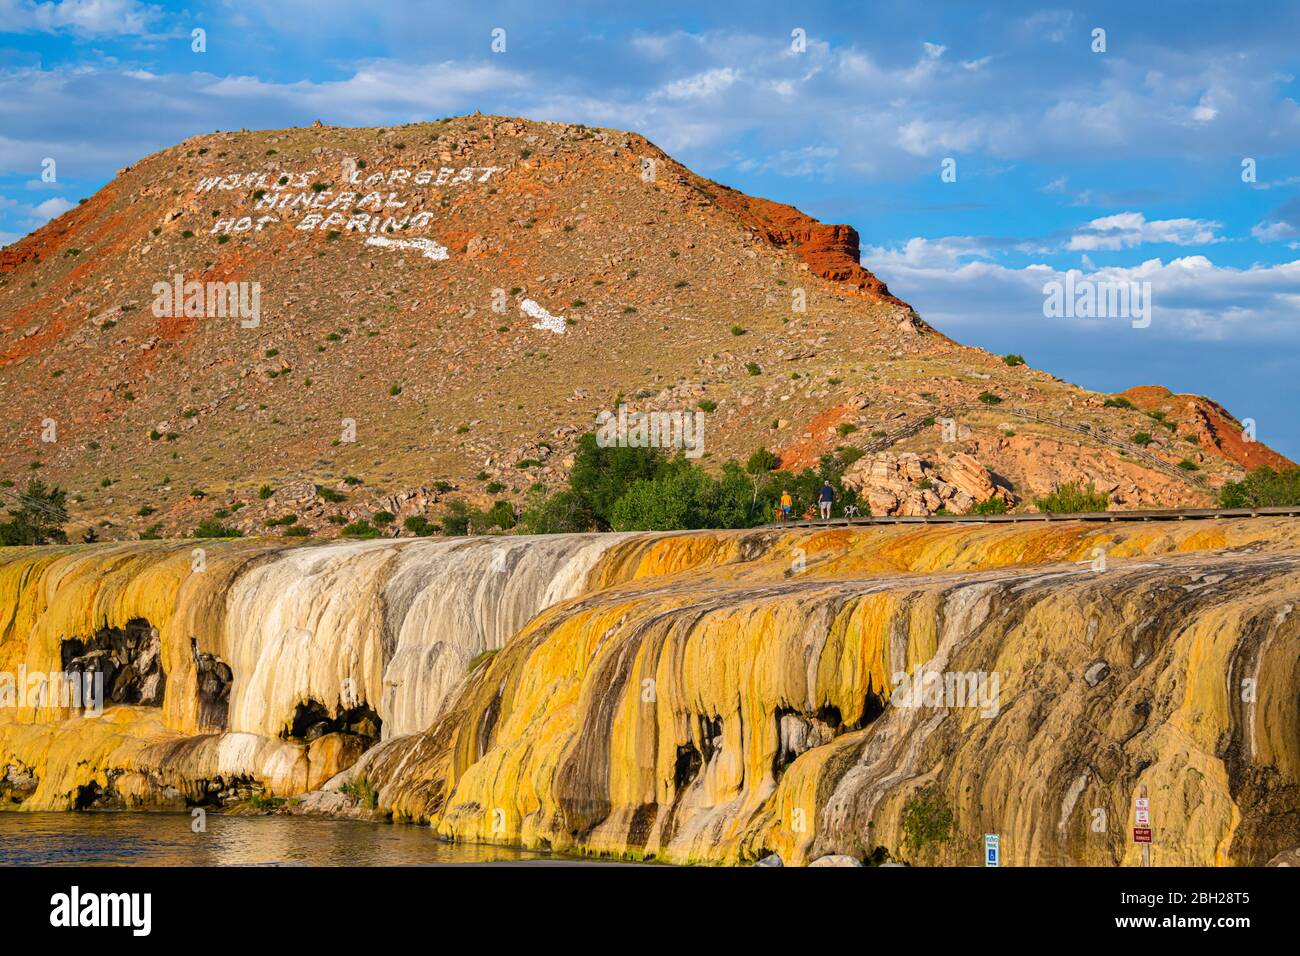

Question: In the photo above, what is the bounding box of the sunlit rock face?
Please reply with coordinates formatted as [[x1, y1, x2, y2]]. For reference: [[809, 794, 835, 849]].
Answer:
[[0, 534, 627, 809], [218, 534, 628, 740], [2, 520, 1299, 866]]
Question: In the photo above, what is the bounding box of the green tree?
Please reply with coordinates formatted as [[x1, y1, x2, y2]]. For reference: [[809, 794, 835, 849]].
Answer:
[[567, 433, 666, 528], [1218, 466, 1300, 508], [517, 436, 861, 534], [518, 488, 594, 534], [476, 500, 517, 531], [609, 466, 716, 531], [440, 499, 472, 536], [0, 479, 69, 545], [745, 447, 780, 474]]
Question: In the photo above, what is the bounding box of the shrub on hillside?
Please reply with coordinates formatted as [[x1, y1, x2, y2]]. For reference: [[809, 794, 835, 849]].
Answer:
[[901, 786, 953, 854], [517, 489, 594, 534], [403, 515, 438, 536], [340, 520, 380, 539], [191, 518, 243, 538], [1033, 482, 1109, 514]]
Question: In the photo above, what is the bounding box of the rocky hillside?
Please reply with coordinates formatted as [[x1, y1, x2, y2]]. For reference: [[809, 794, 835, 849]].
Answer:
[[0, 114, 1288, 539]]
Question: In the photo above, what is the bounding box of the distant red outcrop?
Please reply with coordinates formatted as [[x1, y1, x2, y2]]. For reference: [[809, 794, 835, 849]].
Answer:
[[1121, 385, 1294, 471], [709, 186, 906, 306]]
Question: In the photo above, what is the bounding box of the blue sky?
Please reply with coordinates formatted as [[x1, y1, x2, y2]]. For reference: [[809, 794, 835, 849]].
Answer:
[[2, 0, 1299, 456]]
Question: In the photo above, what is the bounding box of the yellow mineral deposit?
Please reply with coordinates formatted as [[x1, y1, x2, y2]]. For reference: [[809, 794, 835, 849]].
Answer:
[[1, 518, 1297, 866]]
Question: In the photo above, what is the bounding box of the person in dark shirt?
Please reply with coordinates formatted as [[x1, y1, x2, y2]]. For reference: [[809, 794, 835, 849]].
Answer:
[[818, 481, 834, 519]]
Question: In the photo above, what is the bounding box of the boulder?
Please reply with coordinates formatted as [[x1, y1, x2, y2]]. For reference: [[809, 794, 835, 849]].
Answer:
[[843, 451, 1015, 517], [809, 854, 863, 867], [1267, 847, 1300, 866], [945, 452, 998, 502]]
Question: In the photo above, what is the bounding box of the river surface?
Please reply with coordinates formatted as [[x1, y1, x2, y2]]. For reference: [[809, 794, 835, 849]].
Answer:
[[0, 812, 561, 866]]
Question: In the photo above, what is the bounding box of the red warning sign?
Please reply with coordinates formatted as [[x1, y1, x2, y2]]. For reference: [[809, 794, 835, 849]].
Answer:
[[1133, 827, 1152, 843]]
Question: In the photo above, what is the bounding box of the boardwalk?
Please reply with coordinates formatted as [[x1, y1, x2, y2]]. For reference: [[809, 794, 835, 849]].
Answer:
[[767, 505, 1300, 529]]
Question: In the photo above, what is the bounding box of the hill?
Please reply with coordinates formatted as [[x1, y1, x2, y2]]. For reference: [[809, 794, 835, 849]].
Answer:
[[0, 114, 1289, 539]]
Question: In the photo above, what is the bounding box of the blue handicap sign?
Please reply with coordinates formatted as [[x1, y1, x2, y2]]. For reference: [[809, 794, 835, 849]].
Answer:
[[984, 834, 1000, 867]]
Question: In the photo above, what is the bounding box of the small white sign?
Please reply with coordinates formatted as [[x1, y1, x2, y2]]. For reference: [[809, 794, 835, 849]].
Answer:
[[1135, 809, 1150, 826], [1135, 797, 1149, 811], [984, 833, 1000, 867]]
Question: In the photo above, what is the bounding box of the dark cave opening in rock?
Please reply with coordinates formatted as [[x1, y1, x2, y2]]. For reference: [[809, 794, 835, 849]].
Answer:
[[1, 763, 38, 806], [60, 617, 165, 708], [192, 639, 234, 732], [857, 689, 887, 729], [773, 706, 843, 779], [697, 714, 723, 763], [188, 774, 263, 808], [817, 704, 843, 729], [73, 780, 117, 811], [477, 691, 502, 760], [865, 845, 892, 866], [674, 742, 702, 790], [283, 697, 382, 749]]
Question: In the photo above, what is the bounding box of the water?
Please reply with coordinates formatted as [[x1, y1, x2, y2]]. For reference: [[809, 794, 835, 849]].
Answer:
[[0, 812, 555, 866]]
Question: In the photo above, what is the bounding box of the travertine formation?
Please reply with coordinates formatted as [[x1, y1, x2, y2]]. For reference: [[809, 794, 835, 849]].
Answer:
[[2, 520, 1297, 865]]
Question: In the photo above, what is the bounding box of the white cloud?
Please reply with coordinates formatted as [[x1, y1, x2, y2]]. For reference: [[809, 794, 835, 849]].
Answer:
[[202, 60, 529, 118], [0, 24, 1295, 192], [31, 196, 73, 220], [865, 238, 1300, 341], [0, 0, 161, 37], [0, 59, 533, 176], [1068, 212, 1223, 250], [1190, 95, 1218, 122], [1022, 10, 1074, 43], [1250, 174, 1300, 191], [629, 31, 703, 61], [656, 68, 739, 101], [1252, 220, 1299, 241], [734, 145, 838, 177]]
